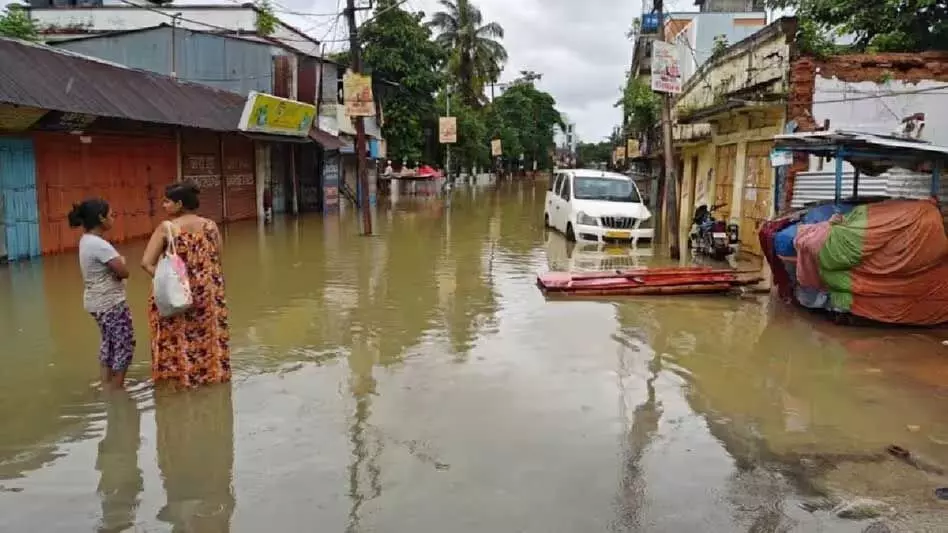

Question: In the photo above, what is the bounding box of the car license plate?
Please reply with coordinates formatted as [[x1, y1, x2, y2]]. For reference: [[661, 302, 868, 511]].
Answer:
[[605, 230, 631, 239], [712, 232, 727, 238]]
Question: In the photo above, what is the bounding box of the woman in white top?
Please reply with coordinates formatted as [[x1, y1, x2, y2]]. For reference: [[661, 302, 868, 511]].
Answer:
[[69, 199, 134, 389]]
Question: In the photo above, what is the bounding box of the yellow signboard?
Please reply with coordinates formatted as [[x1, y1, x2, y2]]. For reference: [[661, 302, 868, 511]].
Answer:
[[491, 139, 502, 156], [343, 71, 375, 117], [439, 116, 457, 144], [626, 139, 640, 159], [0, 104, 47, 131], [238, 91, 315, 137], [616, 146, 626, 160]]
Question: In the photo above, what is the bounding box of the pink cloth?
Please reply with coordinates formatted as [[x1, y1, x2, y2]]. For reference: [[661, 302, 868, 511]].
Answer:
[[794, 222, 832, 289]]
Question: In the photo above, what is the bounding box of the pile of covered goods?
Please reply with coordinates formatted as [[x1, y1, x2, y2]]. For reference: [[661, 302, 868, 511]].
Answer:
[[759, 198, 948, 325]]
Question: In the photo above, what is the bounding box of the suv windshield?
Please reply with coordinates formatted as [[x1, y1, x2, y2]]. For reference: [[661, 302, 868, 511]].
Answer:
[[573, 177, 641, 202]]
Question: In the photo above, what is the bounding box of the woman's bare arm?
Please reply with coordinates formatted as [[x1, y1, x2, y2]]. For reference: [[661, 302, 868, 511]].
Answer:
[[106, 256, 130, 280], [141, 224, 167, 277]]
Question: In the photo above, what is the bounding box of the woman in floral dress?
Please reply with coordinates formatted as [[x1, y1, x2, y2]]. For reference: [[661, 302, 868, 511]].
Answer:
[[141, 182, 230, 387]]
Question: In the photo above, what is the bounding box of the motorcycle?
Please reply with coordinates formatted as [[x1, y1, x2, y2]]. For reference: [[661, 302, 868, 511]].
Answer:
[[688, 204, 739, 260]]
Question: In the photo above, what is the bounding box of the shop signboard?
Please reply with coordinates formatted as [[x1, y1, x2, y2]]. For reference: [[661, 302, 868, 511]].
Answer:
[[0, 104, 47, 131], [238, 91, 315, 137], [323, 154, 340, 213]]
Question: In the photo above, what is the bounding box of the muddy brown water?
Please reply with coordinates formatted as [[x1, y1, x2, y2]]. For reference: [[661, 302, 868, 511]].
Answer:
[[1, 181, 948, 532]]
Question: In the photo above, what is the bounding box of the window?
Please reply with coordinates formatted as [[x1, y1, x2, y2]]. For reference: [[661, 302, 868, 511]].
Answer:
[[549, 173, 562, 192], [573, 177, 641, 203], [559, 176, 571, 200]]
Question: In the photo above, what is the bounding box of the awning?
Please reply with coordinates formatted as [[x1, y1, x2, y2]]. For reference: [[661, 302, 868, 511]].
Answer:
[[309, 128, 346, 150]]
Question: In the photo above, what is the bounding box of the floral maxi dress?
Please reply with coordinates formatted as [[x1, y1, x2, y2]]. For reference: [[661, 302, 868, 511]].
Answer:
[[149, 220, 231, 387]]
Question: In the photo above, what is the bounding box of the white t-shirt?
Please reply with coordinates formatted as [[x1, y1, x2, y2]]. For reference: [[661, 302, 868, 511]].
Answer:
[[78, 234, 125, 313]]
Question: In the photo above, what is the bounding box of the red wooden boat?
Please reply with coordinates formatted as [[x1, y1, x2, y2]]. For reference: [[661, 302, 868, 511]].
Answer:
[[537, 266, 762, 297]]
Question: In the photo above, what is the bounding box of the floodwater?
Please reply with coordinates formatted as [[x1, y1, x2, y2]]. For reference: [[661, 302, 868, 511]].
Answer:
[[1, 180, 948, 532]]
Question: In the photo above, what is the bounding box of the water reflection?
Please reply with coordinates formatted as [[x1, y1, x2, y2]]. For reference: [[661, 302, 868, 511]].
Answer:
[[95, 392, 142, 533], [155, 385, 235, 532]]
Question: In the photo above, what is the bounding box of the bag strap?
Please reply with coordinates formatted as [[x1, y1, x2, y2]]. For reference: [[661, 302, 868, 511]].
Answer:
[[164, 221, 178, 256]]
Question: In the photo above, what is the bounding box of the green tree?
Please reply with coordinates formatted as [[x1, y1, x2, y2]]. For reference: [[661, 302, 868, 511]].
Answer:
[[437, 92, 489, 175], [0, 6, 39, 41], [766, 0, 948, 52], [429, 0, 508, 106], [357, 0, 448, 164], [576, 141, 613, 168], [618, 75, 660, 137], [489, 82, 563, 171]]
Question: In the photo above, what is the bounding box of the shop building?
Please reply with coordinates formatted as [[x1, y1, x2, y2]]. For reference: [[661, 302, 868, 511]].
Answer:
[[0, 38, 327, 261]]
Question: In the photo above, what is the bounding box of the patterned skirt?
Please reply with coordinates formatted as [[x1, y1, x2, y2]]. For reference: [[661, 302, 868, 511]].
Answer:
[[91, 301, 136, 372]]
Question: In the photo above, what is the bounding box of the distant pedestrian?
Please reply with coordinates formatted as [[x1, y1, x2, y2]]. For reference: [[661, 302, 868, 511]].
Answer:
[[68, 198, 134, 390], [141, 182, 231, 388]]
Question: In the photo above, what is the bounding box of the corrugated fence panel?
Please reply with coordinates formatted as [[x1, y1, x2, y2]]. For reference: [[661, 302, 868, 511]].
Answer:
[[791, 171, 890, 208], [0, 138, 40, 260], [55, 26, 276, 96]]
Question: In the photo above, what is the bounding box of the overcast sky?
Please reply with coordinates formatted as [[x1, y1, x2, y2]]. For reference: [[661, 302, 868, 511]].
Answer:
[[246, 0, 698, 143]]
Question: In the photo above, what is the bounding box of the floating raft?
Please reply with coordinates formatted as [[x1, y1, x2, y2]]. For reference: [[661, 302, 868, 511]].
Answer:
[[537, 267, 763, 297]]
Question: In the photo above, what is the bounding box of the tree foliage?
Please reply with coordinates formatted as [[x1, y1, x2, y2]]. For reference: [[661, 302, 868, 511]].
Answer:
[[489, 82, 563, 171], [0, 6, 39, 41], [254, 0, 278, 37], [359, 0, 448, 163], [619, 75, 660, 136], [428, 0, 508, 106], [767, 0, 948, 52], [576, 141, 612, 168]]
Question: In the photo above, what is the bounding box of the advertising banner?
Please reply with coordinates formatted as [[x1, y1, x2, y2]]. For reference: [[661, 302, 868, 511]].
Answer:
[[238, 91, 315, 137], [343, 71, 375, 117], [651, 41, 683, 94], [491, 138, 503, 156], [439, 116, 457, 144]]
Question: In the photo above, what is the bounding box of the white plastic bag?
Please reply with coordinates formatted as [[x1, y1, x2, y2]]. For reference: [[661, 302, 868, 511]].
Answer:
[[153, 222, 193, 317]]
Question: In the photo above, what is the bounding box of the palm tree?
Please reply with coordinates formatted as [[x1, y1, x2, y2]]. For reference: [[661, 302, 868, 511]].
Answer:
[[429, 0, 508, 106]]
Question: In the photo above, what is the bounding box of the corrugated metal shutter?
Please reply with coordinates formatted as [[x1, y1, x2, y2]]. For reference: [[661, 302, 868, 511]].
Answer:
[[180, 130, 224, 223], [221, 134, 257, 221], [791, 168, 943, 208], [0, 138, 40, 260], [34, 132, 175, 254]]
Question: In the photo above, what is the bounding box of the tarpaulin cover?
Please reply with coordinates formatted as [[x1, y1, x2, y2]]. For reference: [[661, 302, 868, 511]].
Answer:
[[758, 217, 796, 300], [805, 199, 948, 325], [795, 222, 832, 290], [802, 203, 855, 224], [774, 224, 798, 257]]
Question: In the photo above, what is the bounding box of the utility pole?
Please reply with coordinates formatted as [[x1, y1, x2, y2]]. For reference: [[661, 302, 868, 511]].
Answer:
[[445, 85, 452, 185], [345, 0, 373, 235], [656, 0, 680, 259]]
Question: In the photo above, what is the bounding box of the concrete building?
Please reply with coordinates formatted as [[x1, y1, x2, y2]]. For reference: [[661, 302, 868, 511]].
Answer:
[[672, 16, 948, 261]]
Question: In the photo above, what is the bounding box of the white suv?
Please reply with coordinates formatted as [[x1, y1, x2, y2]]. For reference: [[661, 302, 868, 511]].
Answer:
[[544, 169, 654, 243]]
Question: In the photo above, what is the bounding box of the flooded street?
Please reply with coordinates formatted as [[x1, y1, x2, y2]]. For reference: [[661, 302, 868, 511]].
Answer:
[[2, 181, 948, 532]]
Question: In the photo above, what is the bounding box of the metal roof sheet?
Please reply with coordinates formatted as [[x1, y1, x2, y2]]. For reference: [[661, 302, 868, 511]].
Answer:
[[0, 37, 246, 131]]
